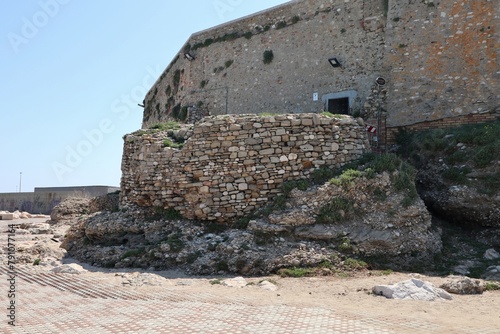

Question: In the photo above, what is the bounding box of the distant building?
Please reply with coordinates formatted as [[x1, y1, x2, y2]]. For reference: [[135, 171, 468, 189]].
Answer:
[[0, 186, 119, 214], [142, 0, 499, 147]]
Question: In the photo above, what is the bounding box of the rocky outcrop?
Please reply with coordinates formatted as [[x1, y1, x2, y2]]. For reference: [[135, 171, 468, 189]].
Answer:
[[419, 176, 500, 228], [250, 170, 441, 257], [50, 197, 92, 224], [411, 128, 500, 228], [89, 192, 120, 213], [62, 209, 344, 275], [62, 164, 441, 275]]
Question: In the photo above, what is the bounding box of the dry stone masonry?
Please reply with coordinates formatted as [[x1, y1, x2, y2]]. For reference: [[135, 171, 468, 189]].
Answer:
[[121, 114, 370, 222]]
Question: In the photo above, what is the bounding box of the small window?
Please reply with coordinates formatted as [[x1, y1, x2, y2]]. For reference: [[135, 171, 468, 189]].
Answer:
[[327, 97, 349, 114]]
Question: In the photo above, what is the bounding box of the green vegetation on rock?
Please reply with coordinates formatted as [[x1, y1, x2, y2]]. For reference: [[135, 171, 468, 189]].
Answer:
[[397, 119, 500, 196]]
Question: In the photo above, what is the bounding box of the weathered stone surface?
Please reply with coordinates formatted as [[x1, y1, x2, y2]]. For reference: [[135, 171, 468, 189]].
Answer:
[[418, 163, 500, 228], [221, 276, 247, 288], [143, 0, 499, 138], [121, 114, 370, 223], [264, 171, 440, 257], [373, 279, 452, 301], [484, 248, 500, 260], [483, 266, 500, 281], [50, 264, 86, 275], [440, 276, 484, 295], [258, 280, 278, 291], [50, 197, 92, 224], [247, 220, 292, 233]]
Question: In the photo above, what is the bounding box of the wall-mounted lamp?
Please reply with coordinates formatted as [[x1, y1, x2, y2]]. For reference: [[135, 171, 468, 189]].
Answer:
[[328, 57, 341, 68], [138, 104, 145, 108], [184, 52, 195, 61]]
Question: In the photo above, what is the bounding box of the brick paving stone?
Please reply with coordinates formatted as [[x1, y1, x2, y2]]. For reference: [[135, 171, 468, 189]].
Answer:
[[0, 267, 499, 334]]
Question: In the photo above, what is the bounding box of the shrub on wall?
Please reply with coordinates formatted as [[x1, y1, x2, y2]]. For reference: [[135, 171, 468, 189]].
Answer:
[[179, 106, 188, 121], [263, 50, 274, 64], [203, 38, 214, 47], [276, 21, 287, 29], [173, 70, 181, 87], [172, 103, 181, 119]]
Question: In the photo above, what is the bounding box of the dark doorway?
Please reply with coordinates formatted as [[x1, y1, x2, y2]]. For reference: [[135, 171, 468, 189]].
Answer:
[[327, 97, 349, 114]]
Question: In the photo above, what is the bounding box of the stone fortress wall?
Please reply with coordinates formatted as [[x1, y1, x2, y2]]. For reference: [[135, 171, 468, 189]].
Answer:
[[121, 114, 369, 222], [142, 0, 387, 126], [142, 0, 499, 140]]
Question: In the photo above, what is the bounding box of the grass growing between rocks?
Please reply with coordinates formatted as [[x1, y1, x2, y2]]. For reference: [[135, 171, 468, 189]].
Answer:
[[396, 119, 500, 196], [163, 138, 184, 149], [149, 207, 183, 221], [122, 248, 145, 259], [316, 197, 357, 224], [251, 152, 420, 222], [133, 121, 182, 136], [150, 121, 181, 131], [277, 257, 369, 278], [485, 282, 500, 291]]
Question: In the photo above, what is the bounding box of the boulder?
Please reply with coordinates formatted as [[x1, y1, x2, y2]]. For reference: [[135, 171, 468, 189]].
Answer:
[[440, 276, 484, 295], [258, 280, 278, 291], [373, 278, 452, 301], [221, 276, 247, 288], [484, 248, 500, 260], [483, 266, 500, 281]]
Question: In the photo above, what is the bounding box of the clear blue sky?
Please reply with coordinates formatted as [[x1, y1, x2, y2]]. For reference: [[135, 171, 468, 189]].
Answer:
[[0, 0, 289, 193]]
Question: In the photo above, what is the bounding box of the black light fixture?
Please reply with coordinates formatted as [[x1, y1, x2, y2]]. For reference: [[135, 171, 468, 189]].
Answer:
[[184, 52, 195, 61], [328, 57, 341, 68]]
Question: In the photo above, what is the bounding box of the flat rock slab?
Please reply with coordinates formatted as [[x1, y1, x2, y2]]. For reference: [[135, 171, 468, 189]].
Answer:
[[373, 278, 452, 301]]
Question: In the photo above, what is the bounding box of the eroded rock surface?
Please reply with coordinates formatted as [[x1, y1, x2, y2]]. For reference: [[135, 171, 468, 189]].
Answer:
[[373, 279, 452, 301], [62, 168, 441, 275]]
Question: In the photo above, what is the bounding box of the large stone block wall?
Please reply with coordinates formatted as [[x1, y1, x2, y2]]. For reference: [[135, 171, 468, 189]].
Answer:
[[121, 114, 370, 222], [142, 0, 386, 127], [142, 0, 499, 131], [385, 0, 500, 127]]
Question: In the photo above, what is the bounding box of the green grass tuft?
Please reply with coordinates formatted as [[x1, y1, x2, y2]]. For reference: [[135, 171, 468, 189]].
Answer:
[[278, 267, 312, 277]]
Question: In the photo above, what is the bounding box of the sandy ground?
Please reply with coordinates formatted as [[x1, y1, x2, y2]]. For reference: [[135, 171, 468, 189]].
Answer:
[[1, 217, 500, 332]]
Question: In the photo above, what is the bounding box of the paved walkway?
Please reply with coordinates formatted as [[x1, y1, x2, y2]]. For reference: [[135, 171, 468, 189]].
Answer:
[[0, 265, 497, 334]]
